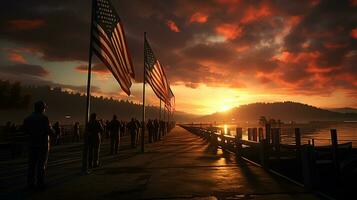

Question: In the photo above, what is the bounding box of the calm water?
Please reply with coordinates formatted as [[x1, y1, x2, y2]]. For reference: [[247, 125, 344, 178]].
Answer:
[[211, 121, 357, 147]]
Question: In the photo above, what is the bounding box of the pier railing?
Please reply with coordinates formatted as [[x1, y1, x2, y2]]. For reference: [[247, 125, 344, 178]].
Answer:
[[180, 124, 357, 196]]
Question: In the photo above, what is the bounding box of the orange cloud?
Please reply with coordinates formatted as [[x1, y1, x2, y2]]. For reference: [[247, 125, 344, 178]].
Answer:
[[235, 45, 250, 52], [75, 64, 109, 75], [351, 28, 357, 39], [8, 19, 45, 30], [324, 42, 348, 49], [215, 0, 240, 4], [7, 52, 27, 64], [241, 4, 271, 24], [273, 51, 320, 63], [215, 23, 242, 40], [189, 12, 208, 23], [166, 20, 180, 32]]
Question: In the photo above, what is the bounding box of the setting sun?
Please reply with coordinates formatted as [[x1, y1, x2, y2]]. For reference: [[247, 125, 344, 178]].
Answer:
[[220, 105, 232, 112]]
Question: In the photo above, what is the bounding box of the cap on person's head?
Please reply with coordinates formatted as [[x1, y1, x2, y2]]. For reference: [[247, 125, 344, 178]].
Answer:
[[34, 101, 46, 112]]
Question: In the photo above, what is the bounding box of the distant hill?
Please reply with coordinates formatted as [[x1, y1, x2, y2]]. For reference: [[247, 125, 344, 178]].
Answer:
[[0, 81, 192, 124], [199, 102, 357, 123], [328, 107, 357, 114]]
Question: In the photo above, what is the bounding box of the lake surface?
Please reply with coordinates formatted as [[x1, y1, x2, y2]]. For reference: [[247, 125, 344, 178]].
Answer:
[[210, 121, 357, 147]]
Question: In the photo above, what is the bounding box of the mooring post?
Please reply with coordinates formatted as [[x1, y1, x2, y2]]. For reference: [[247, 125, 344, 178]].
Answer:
[[301, 144, 316, 190], [273, 128, 281, 160], [258, 127, 264, 142], [295, 128, 301, 162], [211, 129, 218, 147], [259, 139, 268, 168], [331, 129, 339, 173], [221, 128, 225, 147], [236, 127, 243, 156], [265, 124, 271, 144], [253, 128, 258, 141]]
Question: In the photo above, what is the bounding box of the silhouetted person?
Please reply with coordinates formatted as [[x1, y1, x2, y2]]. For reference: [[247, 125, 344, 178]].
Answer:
[[108, 115, 120, 154], [127, 118, 137, 148], [153, 119, 159, 142], [87, 113, 103, 168], [135, 118, 141, 145], [147, 119, 154, 143], [53, 122, 61, 145], [120, 120, 126, 137], [73, 122, 80, 142], [23, 101, 52, 189], [105, 120, 110, 139]]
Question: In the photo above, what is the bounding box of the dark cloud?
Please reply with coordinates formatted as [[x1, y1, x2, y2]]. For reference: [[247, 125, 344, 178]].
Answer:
[[0, 63, 49, 77], [0, 0, 356, 97]]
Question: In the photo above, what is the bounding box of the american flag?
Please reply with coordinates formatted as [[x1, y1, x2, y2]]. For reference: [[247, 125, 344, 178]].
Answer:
[[92, 0, 134, 95], [166, 86, 175, 112], [144, 36, 171, 105]]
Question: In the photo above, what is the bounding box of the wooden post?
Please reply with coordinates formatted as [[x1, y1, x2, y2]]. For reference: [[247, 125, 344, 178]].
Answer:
[[331, 129, 339, 173], [271, 128, 281, 160], [252, 128, 258, 141], [221, 128, 225, 147], [258, 128, 264, 142], [295, 128, 301, 162], [301, 144, 316, 190], [211, 132, 218, 147], [236, 127, 243, 156], [259, 139, 268, 168], [265, 124, 271, 144]]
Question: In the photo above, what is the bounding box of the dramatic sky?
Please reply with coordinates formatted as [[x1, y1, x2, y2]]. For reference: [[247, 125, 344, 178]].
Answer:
[[0, 0, 356, 115]]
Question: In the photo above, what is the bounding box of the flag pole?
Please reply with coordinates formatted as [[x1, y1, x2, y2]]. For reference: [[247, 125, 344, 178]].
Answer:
[[141, 32, 147, 153], [82, 0, 95, 174]]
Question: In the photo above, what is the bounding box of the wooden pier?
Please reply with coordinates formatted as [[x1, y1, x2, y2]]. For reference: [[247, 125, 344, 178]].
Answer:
[[0, 126, 323, 200], [181, 124, 357, 199]]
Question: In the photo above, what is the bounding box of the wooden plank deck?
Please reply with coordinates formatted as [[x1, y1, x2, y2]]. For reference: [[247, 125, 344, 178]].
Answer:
[[1, 126, 322, 200]]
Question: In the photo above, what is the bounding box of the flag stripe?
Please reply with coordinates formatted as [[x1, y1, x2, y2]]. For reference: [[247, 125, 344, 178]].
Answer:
[[92, 42, 131, 94], [93, 23, 131, 86], [92, 29, 131, 92], [91, 0, 134, 96], [115, 24, 134, 77], [92, 45, 131, 94]]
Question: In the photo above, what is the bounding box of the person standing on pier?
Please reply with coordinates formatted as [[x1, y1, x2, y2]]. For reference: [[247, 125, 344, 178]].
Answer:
[[153, 119, 159, 142], [87, 113, 103, 168], [23, 101, 52, 189], [147, 119, 154, 143], [135, 118, 141, 146], [127, 118, 137, 148], [53, 122, 61, 145], [73, 122, 80, 142], [108, 115, 120, 155], [120, 120, 126, 137]]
